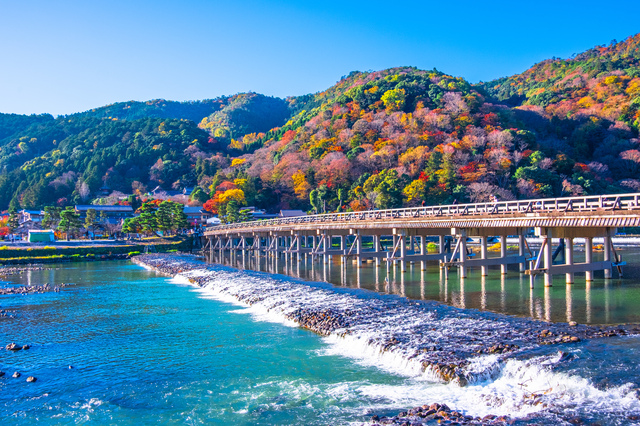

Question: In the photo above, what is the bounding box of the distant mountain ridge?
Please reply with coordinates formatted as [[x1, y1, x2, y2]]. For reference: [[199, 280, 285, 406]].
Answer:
[[0, 34, 638, 213]]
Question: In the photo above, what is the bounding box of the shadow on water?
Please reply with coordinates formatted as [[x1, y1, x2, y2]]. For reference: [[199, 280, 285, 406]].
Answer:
[[205, 249, 640, 325]]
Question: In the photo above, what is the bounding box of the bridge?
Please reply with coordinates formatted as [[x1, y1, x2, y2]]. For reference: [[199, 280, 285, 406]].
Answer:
[[203, 193, 640, 287]]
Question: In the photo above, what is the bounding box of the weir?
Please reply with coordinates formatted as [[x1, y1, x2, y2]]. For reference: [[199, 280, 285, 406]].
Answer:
[[203, 193, 640, 287]]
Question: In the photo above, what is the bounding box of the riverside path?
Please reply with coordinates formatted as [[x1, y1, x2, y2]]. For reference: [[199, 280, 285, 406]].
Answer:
[[203, 193, 640, 287]]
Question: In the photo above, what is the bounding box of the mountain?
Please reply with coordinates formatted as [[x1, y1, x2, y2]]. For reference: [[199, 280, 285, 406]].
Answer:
[[0, 35, 638, 214]]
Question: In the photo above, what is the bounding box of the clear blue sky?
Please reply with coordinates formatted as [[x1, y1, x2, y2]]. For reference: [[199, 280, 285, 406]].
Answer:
[[1, 0, 638, 116]]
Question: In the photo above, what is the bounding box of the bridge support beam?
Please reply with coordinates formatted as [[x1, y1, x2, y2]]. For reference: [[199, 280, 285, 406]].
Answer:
[[604, 229, 612, 279], [585, 237, 593, 281], [480, 236, 488, 276], [519, 234, 526, 272], [543, 228, 553, 287], [500, 235, 507, 275], [565, 238, 574, 284]]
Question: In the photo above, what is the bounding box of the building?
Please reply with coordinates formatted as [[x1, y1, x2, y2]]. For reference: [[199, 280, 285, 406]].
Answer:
[[18, 209, 45, 225], [183, 206, 213, 226], [28, 229, 55, 243], [74, 205, 135, 224], [244, 207, 279, 220], [279, 210, 307, 218]]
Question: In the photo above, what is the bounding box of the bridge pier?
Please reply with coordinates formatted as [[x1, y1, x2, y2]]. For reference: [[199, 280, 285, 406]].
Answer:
[[565, 238, 574, 284], [585, 237, 593, 281], [543, 228, 554, 287], [604, 230, 612, 279], [480, 236, 488, 276], [500, 235, 507, 275]]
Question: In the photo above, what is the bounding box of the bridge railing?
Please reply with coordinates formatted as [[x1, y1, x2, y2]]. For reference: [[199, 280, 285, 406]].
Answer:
[[205, 193, 640, 233]]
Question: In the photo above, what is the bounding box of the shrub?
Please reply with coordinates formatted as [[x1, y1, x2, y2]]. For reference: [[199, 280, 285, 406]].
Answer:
[[128, 251, 141, 256]]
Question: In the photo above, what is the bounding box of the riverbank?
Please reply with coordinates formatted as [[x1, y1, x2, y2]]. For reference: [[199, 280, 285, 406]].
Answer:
[[133, 254, 640, 424], [0, 237, 192, 265]]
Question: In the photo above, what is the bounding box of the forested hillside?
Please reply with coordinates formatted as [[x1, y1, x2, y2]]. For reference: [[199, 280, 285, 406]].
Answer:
[[0, 35, 639, 215]]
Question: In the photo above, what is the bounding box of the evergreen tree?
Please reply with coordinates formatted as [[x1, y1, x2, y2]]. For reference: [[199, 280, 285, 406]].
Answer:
[[171, 201, 188, 232], [85, 208, 97, 239], [223, 199, 240, 223], [58, 207, 82, 241], [7, 210, 18, 233], [43, 206, 62, 229], [156, 201, 174, 235]]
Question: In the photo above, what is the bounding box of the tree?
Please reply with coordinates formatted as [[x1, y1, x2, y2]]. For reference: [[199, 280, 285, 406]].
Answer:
[[85, 208, 98, 239], [137, 202, 159, 236], [310, 189, 321, 214], [7, 210, 19, 233], [58, 207, 82, 241], [223, 199, 240, 223], [43, 206, 62, 229], [156, 200, 188, 235]]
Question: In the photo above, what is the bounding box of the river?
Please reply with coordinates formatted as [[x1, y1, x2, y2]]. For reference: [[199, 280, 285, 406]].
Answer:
[[1, 257, 640, 424]]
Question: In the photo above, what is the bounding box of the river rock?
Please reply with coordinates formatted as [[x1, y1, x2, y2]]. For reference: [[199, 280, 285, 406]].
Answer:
[[12, 371, 20, 378], [6, 342, 22, 351], [26, 376, 37, 383]]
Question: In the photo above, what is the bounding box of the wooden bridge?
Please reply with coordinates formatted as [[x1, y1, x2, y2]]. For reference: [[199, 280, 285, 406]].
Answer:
[[203, 193, 640, 287]]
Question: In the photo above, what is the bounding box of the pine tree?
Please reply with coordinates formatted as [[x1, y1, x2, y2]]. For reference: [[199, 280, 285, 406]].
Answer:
[[58, 207, 82, 241], [85, 208, 97, 239]]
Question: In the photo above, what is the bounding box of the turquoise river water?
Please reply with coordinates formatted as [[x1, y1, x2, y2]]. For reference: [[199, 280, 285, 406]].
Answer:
[[1, 256, 640, 424]]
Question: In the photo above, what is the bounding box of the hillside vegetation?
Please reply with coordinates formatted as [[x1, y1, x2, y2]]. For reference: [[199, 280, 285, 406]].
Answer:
[[0, 35, 639, 215]]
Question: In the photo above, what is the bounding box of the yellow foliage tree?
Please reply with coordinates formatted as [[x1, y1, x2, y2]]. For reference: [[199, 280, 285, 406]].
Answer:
[[402, 179, 426, 205], [292, 170, 311, 200], [219, 188, 246, 205]]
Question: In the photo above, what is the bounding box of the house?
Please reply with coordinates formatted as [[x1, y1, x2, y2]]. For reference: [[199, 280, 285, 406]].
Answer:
[[279, 210, 307, 218], [75, 205, 134, 224], [28, 229, 55, 243], [243, 207, 278, 220], [183, 206, 213, 226], [18, 209, 45, 225]]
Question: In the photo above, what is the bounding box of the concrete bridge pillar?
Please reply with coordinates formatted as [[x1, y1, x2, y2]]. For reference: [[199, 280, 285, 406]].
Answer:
[[518, 234, 526, 272], [459, 232, 467, 278], [296, 233, 301, 262], [604, 229, 612, 279], [543, 228, 553, 287], [340, 235, 346, 264], [480, 236, 488, 276], [400, 234, 406, 273], [355, 231, 362, 268], [565, 237, 574, 284], [500, 235, 508, 274], [585, 237, 593, 282], [373, 234, 380, 267], [420, 236, 426, 271]]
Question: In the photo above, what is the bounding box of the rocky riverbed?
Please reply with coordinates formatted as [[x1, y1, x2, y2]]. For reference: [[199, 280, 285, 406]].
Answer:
[[133, 254, 640, 424], [0, 265, 49, 276], [0, 282, 66, 295]]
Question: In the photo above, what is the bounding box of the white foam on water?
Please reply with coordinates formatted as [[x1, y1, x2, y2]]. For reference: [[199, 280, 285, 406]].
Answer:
[[154, 260, 640, 421]]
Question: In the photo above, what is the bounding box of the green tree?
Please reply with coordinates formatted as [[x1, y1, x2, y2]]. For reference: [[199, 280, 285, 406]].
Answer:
[[239, 208, 252, 223], [43, 206, 62, 229], [310, 189, 321, 214], [58, 207, 82, 241], [85, 208, 97, 239], [223, 199, 240, 223], [7, 210, 19, 233], [363, 169, 402, 209], [137, 202, 159, 236]]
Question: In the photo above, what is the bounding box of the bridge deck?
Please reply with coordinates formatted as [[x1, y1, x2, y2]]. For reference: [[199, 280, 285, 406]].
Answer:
[[205, 193, 640, 236]]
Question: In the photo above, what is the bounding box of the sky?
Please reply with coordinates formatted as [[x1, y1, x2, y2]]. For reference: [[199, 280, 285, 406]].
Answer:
[[1, 0, 639, 116]]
